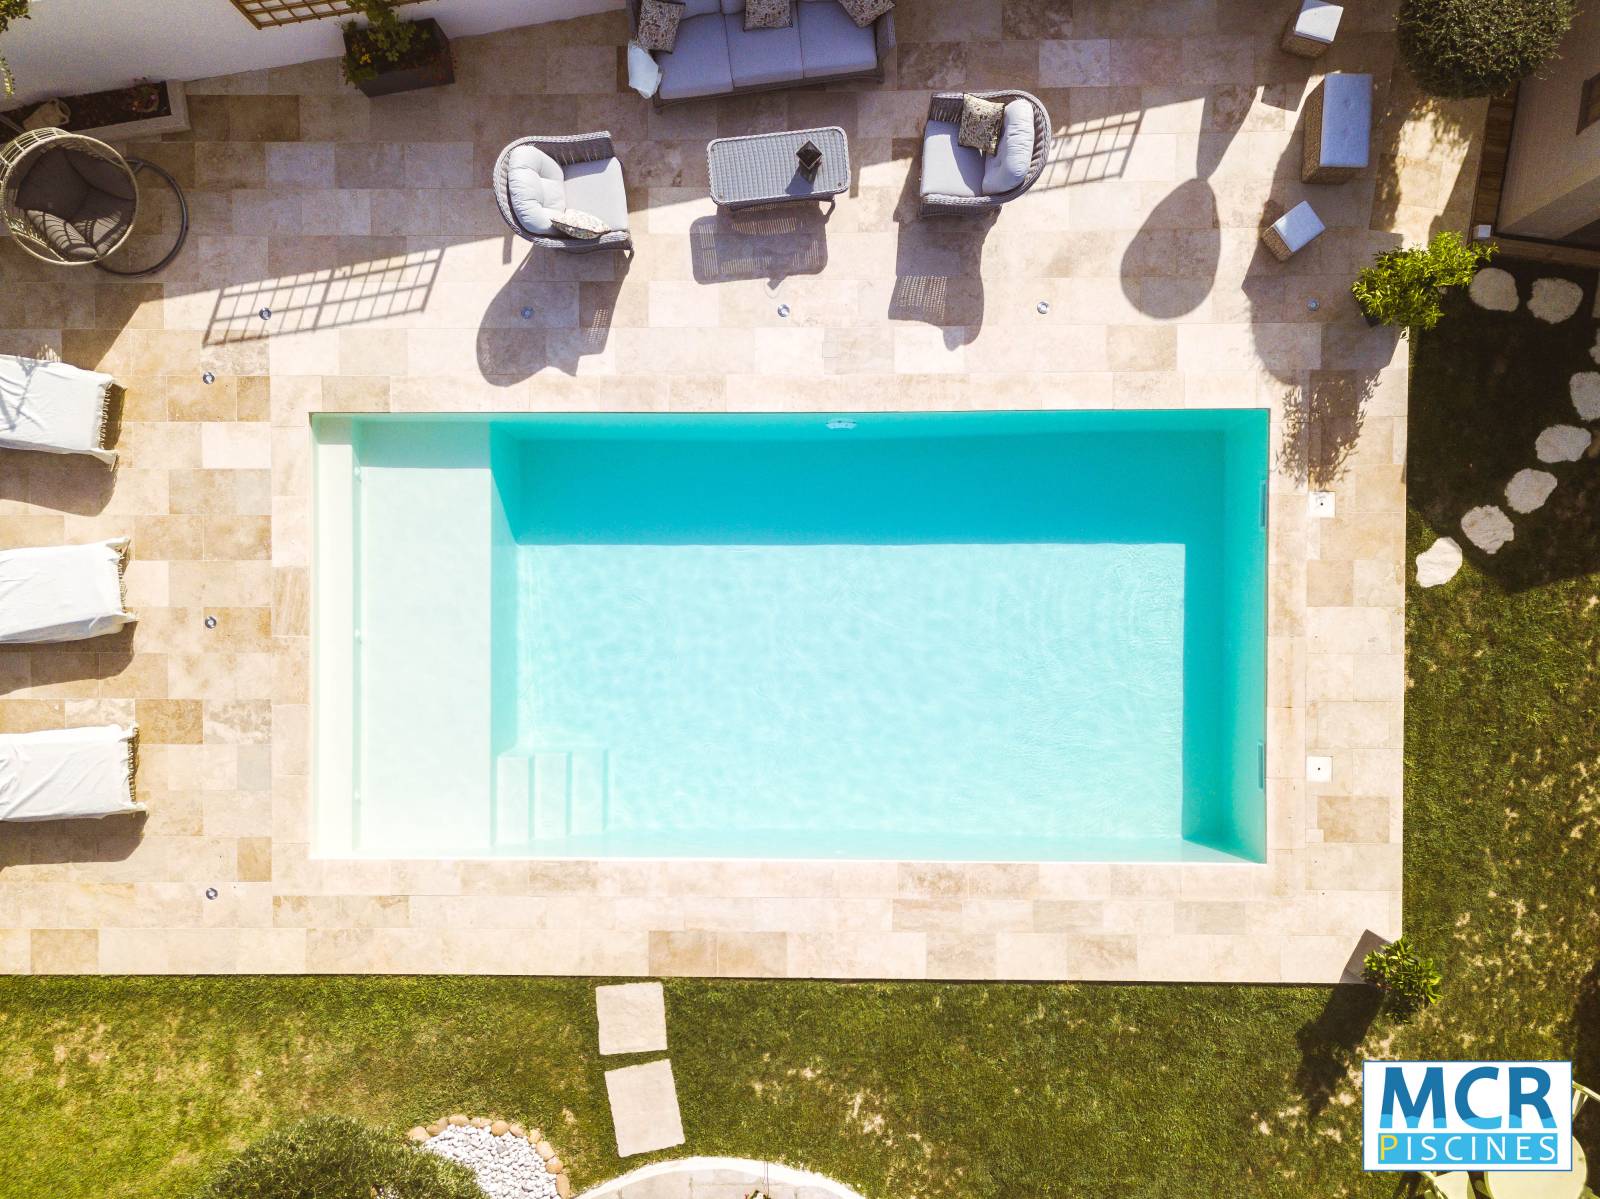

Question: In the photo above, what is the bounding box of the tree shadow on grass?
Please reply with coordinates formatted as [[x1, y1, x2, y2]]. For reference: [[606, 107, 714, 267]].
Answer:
[[1295, 983, 1383, 1121], [1408, 258, 1600, 592]]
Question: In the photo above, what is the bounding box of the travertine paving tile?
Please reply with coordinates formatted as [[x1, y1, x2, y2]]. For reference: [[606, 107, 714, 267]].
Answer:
[[0, 0, 1483, 981]]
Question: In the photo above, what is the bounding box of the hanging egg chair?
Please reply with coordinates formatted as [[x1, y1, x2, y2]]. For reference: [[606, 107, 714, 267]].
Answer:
[[0, 125, 188, 277]]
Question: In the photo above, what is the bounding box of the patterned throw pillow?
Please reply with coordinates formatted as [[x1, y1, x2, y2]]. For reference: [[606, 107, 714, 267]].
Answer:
[[744, 0, 792, 30], [550, 209, 609, 239], [957, 93, 1005, 157], [835, 0, 893, 27], [636, 0, 686, 52]]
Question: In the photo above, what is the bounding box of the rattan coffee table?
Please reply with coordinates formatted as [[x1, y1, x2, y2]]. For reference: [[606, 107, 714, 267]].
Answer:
[[707, 126, 850, 212]]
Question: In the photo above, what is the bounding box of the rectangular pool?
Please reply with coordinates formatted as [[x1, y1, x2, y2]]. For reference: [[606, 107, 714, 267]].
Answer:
[[313, 411, 1268, 863]]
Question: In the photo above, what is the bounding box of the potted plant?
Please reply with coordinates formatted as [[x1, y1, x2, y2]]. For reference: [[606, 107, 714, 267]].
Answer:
[[1351, 230, 1495, 333], [1362, 935, 1442, 1016], [0, 0, 31, 98], [340, 0, 454, 99]]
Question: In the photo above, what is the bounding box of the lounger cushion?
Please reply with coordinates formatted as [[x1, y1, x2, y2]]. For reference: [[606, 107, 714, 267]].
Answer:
[[562, 156, 630, 233], [920, 118, 984, 199], [724, 14, 804, 87], [797, 0, 877, 78], [657, 13, 734, 100], [0, 539, 133, 645], [981, 99, 1036, 196], [504, 144, 566, 237], [1292, 0, 1343, 44], [0, 724, 141, 822], [0, 353, 117, 463]]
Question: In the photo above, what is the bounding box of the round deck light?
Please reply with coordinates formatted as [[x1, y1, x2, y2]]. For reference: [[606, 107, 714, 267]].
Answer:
[[520, 307, 534, 320], [776, 303, 790, 318], [201, 371, 215, 384], [205, 887, 218, 900], [259, 307, 272, 320], [1307, 298, 1320, 312], [1036, 300, 1050, 315], [204, 615, 217, 629]]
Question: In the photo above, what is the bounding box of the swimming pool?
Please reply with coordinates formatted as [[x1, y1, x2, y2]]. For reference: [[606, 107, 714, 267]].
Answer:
[[312, 411, 1267, 863]]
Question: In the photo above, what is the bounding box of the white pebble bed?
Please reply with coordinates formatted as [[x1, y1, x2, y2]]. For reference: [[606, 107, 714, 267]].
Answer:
[[420, 1125, 559, 1199]]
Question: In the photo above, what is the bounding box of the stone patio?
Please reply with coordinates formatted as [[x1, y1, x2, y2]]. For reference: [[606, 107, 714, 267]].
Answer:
[[0, 0, 1483, 980]]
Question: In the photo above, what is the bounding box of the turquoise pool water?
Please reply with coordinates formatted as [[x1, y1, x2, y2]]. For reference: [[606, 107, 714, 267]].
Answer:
[[316, 411, 1268, 863]]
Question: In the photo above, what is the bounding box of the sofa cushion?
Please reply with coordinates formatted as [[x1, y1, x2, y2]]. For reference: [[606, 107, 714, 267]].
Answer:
[[550, 208, 609, 238], [723, 14, 804, 87], [981, 99, 1036, 195], [920, 118, 984, 199], [797, 0, 877, 78], [957, 92, 1005, 156], [657, 13, 734, 99], [562, 156, 630, 233], [15, 149, 91, 221], [504, 144, 565, 236], [835, 0, 893, 27], [718, 0, 743, 11], [682, 0, 723, 16]]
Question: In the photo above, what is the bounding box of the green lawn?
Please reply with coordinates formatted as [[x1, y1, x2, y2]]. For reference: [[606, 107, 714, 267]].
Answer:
[[3, 259, 1599, 1198]]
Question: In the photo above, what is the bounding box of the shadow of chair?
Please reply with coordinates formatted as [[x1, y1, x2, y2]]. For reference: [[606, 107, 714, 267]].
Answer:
[[689, 207, 830, 286], [475, 246, 634, 382], [888, 160, 991, 347]]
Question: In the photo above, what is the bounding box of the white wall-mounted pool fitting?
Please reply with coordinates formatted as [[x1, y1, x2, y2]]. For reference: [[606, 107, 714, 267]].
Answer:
[[1308, 490, 1336, 518], [1306, 755, 1333, 782]]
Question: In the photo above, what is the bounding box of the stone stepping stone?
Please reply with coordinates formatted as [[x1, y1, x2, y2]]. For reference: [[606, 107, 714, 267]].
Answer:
[[1506, 468, 1557, 513], [1468, 267, 1518, 312], [1462, 505, 1514, 554], [1416, 536, 1463, 587], [1529, 277, 1584, 323], [596, 982, 668, 1056], [1572, 371, 1600, 421], [1535, 424, 1593, 463], [604, 1059, 685, 1157]]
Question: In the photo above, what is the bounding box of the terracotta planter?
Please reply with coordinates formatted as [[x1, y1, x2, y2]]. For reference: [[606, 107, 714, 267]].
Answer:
[[344, 18, 454, 99]]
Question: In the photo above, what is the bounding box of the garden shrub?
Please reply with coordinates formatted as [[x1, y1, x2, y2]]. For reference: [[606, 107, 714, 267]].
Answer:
[[194, 1115, 485, 1199], [1363, 936, 1443, 1016], [1351, 231, 1495, 332], [1397, 0, 1577, 98]]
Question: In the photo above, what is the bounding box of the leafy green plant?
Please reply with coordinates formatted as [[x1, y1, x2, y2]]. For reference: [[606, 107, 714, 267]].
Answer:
[[0, 0, 31, 98], [341, 0, 426, 86], [1397, 0, 1576, 98], [1351, 231, 1495, 332], [1363, 936, 1443, 1016], [192, 1115, 486, 1199]]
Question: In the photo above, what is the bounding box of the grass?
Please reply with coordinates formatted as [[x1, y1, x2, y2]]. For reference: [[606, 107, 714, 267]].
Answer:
[[2, 258, 1599, 1197]]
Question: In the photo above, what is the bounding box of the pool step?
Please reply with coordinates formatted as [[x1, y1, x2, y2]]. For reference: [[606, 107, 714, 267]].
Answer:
[[494, 747, 608, 845]]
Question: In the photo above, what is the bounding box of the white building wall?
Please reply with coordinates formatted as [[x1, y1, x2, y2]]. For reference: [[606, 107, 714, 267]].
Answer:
[[1, 0, 621, 105], [1498, 3, 1600, 239]]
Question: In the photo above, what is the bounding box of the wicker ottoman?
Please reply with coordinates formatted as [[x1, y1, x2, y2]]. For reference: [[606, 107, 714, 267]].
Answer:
[[1261, 201, 1325, 261], [1281, 0, 1343, 57], [1302, 73, 1372, 183]]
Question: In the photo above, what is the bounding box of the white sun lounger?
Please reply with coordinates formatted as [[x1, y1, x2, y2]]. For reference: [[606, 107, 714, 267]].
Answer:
[[0, 724, 142, 821], [0, 354, 118, 464], [0, 538, 135, 644]]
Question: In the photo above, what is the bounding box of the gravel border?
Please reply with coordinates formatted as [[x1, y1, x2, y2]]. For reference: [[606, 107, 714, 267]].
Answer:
[[408, 1115, 571, 1199]]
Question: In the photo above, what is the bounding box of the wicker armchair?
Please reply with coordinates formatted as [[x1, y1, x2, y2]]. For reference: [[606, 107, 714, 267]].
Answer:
[[492, 132, 632, 255], [919, 91, 1051, 217]]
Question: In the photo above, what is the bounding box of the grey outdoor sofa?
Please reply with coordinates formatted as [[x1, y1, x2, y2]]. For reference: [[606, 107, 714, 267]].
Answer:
[[627, 0, 894, 106], [492, 132, 633, 254], [919, 91, 1052, 216]]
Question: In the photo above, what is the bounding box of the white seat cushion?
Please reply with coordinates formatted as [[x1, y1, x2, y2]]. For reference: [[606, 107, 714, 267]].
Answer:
[[1318, 72, 1372, 169], [920, 118, 985, 199], [1272, 200, 1325, 253], [723, 14, 804, 87], [504, 144, 565, 236], [797, 0, 877, 78], [658, 13, 734, 100], [562, 157, 630, 233], [981, 99, 1035, 196], [1292, 0, 1343, 44], [0, 353, 116, 463]]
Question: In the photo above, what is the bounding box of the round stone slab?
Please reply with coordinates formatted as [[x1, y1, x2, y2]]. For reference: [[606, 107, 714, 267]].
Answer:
[[1535, 424, 1593, 463], [1416, 536, 1463, 587], [1572, 372, 1600, 421], [1506, 468, 1557, 513], [1528, 277, 1584, 323], [1468, 267, 1518, 312], [1462, 505, 1514, 554]]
